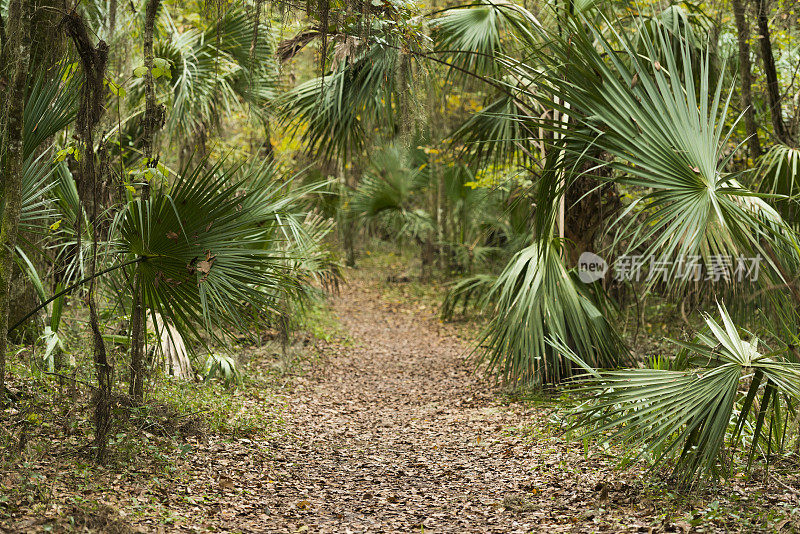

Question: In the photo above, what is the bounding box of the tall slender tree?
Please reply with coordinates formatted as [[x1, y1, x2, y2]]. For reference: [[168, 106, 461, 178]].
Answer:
[[756, 0, 794, 146], [63, 11, 113, 460], [0, 0, 31, 400], [249, 0, 274, 160], [130, 0, 163, 403], [732, 0, 761, 159]]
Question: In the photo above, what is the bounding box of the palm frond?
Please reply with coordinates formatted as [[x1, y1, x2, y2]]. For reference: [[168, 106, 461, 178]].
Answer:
[[514, 15, 794, 290], [451, 86, 539, 166], [350, 145, 426, 217], [757, 144, 800, 223], [478, 239, 630, 386], [277, 43, 406, 162], [575, 302, 800, 486], [136, 8, 278, 138], [1, 70, 76, 231], [23, 71, 79, 159], [441, 273, 496, 320], [431, 0, 541, 78], [114, 159, 322, 349]]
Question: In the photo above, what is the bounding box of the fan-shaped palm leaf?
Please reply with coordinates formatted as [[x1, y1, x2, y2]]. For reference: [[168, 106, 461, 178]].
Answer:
[[477, 237, 629, 386], [1, 71, 77, 234], [451, 83, 539, 166], [114, 160, 324, 349], [431, 0, 540, 78], [574, 302, 800, 486], [278, 43, 406, 162], [757, 145, 800, 223], [138, 8, 278, 139], [349, 145, 426, 217], [512, 15, 796, 289]]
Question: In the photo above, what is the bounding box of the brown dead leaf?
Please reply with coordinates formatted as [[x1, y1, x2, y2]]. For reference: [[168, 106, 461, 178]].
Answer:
[[196, 260, 214, 275]]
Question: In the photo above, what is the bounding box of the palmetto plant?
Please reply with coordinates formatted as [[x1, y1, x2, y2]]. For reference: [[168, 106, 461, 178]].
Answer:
[[4, 72, 77, 240], [139, 8, 278, 141], [0, 70, 77, 345], [349, 145, 430, 232], [434, 2, 800, 383], [114, 159, 332, 350], [573, 303, 800, 486], [346, 146, 433, 245], [467, 10, 800, 483], [202, 353, 241, 387], [278, 42, 407, 163], [430, 0, 540, 79], [474, 148, 630, 385], [757, 145, 800, 223], [477, 238, 629, 386], [433, 0, 543, 167], [518, 17, 791, 281]]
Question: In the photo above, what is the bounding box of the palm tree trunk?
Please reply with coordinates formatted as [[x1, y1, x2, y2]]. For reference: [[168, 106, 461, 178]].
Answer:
[[432, 157, 443, 270], [12, 0, 67, 345], [249, 0, 264, 63], [342, 160, 357, 267], [128, 278, 145, 400], [732, 0, 762, 159], [0, 0, 31, 401], [248, 0, 275, 162]]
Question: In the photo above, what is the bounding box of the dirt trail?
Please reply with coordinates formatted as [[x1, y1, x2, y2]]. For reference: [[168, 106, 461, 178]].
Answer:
[[6, 274, 791, 533], [254, 278, 634, 533]]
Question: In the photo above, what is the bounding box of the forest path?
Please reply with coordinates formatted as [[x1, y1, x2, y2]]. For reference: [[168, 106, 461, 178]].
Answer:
[[252, 276, 637, 533]]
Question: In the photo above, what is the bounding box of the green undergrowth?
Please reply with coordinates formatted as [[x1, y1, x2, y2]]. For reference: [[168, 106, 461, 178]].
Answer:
[[0, 297, 343, 531], [297, 299, 349, 343]]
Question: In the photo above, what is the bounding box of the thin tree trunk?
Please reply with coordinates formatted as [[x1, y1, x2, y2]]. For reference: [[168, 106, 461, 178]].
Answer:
[[732, 0, 762, 159], [249, 0, 264, 63], [129, 0, 162, 404], [107, 0, 118, 38], [0, 0, 31, 401], [342, 160, 357, 267], [554, 98, 570, 258], [63, 12, 112, 461], [432, 157, 442, 271], [0, 12, 6, 62], [343, 222, 356, 267], [31, 0, 65, 76], [128, 277, 145, 400], [756, 0, 792, 145], [12, 0, 67, 344], [142, 0, 161, 165], [262, 118, 274, 161], [248, 0, 275, 162]]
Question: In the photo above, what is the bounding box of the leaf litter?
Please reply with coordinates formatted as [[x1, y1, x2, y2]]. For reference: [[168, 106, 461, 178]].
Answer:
[[2, 276, 798, 533]]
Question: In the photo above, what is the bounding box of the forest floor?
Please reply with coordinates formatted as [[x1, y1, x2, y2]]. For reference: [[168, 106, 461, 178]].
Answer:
[[3, 255, 800, 533]]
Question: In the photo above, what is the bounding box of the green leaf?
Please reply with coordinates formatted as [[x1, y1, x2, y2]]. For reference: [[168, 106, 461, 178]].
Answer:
[[106, 79, 126, 98]]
